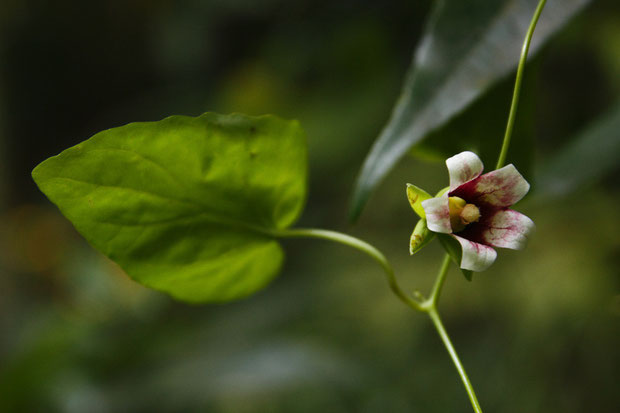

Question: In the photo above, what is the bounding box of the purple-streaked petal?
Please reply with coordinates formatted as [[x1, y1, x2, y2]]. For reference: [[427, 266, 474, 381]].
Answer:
[[451, 235, 497, 272], [451, 164, 530, 208], [480, 209, 535, 250], [446, 151, 484, 190], [421, 197, 452, 234]]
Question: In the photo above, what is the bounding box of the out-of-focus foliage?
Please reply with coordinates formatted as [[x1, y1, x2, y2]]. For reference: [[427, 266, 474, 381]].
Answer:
[[1, 0, 618, 412], [350, 0, 591, 221], [33, 113, 307, 303], [410, 71, 538, 181], [535, 99, 620, 200]]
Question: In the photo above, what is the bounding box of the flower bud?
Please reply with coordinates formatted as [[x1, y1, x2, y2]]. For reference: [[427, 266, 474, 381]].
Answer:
[[410, 218, 435, 255], [406, 184, 432, 219]]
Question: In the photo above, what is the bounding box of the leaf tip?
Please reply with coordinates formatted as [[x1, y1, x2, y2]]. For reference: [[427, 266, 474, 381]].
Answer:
[[347, 186, 370, 224]]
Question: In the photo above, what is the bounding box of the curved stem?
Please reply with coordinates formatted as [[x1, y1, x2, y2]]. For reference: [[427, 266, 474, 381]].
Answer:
[[273, 228, 423, 311], [496, 0, 547, 169], [275, 229, 481, 411], [428, 307, 483, 413]]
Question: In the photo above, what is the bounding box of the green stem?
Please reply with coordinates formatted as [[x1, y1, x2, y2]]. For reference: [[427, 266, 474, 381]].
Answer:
[[276, 230, 481, 411], [426, 253, 452, 308], [428, 307, 483, 413], [421, 254, 482, 413], [273, 228, 423, 311], [496, 0, 547, 170]]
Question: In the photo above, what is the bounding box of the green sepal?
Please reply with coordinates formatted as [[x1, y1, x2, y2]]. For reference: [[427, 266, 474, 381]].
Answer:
[[437, 234, 473, 281], [409, 218, 435, 255], [406, 184, 432, 219], [435, 186, 450, 197]]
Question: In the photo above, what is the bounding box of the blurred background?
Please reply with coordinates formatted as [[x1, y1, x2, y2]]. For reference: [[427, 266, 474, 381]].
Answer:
[[1, 0, 618, 412]]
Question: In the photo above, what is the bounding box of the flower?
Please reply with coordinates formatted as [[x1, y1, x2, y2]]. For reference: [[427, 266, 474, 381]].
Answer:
[[420, 151, 535, 272]]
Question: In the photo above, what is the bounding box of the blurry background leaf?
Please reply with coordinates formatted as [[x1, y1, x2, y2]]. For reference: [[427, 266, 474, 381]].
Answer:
[[32, 113, 307, 303], [534, 99, 620, 200], [410, 66, 538, 181], [350, 0, 591, 221]]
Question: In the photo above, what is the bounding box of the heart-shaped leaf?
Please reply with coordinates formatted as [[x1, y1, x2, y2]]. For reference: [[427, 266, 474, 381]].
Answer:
[[350, 0, 591, 221], [32, 113, 307, 303]]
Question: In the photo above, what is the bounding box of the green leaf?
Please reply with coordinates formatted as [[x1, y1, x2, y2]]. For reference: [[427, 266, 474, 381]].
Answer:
[[32, 113, 307, 303], [406, 183, 432, 219], [437, 234, 473, 281], [349, 0, 590, 221], [535, 99, 620, 200]]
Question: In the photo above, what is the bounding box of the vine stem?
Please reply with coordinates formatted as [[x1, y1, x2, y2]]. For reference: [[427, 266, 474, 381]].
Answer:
[[274, 228, 482, 412], [272, 228, 423, 311], [425, 253, 451, 308], [496, 0, 547, 170], [421, 254, 483, 413], [428, 307, 482, 413]]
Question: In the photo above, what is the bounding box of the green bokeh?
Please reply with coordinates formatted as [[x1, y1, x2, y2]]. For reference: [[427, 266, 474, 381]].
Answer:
[[1, 1, 618, 412]]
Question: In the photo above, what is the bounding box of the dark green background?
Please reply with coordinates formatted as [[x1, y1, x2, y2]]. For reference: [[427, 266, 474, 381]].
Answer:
[[1, 0, 618, 412]]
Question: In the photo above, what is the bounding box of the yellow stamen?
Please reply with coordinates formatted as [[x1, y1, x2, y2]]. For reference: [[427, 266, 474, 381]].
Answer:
[[460, 204, 481, 225], [448, 197, 466, 232], [448, 196, 481, 232]]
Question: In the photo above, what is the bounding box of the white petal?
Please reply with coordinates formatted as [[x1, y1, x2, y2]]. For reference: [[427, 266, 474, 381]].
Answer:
[[421, 197, 452, 234], [452, 235, 497, 272], [473, 164, 530, 207], [446, 151, 484, 190], [481, 209, 535, 250]]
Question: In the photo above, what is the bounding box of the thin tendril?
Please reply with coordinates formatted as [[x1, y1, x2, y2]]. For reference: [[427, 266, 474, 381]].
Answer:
[[272, 227, 423, 311], [496, 0, 548, 170]]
